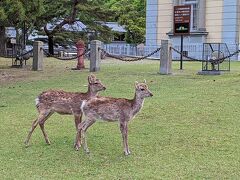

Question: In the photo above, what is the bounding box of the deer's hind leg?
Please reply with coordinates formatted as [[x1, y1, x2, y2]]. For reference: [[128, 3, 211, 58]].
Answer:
[[38, 111, 54, 145], [24, 110, 53, 146], [24, 118, 39, 146]]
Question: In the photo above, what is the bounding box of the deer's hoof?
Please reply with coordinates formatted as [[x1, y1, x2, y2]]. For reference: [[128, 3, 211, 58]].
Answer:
[[84, 149, 90, 154], [44, 138, 51, 145], [74, 144, 81, 151], [24, 141, 30, 147], [124, 150, 131, 156], [46, 141, 51, 145], [74, 143, 81, 151]]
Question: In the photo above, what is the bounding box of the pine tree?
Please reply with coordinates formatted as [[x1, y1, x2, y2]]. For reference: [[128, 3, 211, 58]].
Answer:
[[0, 0, 44, 56], [41, 0, 114, 55]]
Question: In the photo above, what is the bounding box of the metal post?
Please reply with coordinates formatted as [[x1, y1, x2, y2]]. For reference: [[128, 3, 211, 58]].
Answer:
[[238, 44, 240, 61], [180, 35, 183, 70]]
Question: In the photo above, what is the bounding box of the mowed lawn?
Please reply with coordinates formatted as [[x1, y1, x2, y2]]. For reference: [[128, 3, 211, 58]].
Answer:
[[0, 57, 240, 179]]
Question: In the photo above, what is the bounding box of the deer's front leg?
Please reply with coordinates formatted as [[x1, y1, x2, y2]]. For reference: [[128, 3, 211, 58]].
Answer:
[[120, 121, 130, 156], [78, 118, 96, 154], [74, 114, 82, 151]]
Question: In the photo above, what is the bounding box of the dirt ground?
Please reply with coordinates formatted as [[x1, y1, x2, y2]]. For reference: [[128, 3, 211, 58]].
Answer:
[[0, 56, 156, 86], [0, 57, 78, 86], [0, 65, 32, 84]]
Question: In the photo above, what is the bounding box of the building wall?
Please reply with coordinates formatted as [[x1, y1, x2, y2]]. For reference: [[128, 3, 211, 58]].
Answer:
[[156, 0, 173, 44], [239, 0, 240, 44], [146, 0, 240, 60], [222, 0, 239, 44], [205, 0, 224, 43], [239, 0, 240, 45], [146, 0, 159, 46]]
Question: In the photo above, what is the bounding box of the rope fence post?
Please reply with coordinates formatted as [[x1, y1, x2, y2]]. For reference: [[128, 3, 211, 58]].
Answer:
[[90, 40, 101, 72], [32, 41, 43, 71], [160, 40, 172, 75]]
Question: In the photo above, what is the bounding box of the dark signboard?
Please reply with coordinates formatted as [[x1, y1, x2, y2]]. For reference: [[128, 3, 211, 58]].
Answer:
[[174, 5, 191, 35]]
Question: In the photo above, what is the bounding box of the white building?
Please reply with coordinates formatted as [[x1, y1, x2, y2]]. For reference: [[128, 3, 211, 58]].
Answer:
[[146, 0, 240, 60]]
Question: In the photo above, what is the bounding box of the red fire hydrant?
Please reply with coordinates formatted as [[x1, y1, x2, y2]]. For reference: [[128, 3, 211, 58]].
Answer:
[[75, 40, 85, 69]]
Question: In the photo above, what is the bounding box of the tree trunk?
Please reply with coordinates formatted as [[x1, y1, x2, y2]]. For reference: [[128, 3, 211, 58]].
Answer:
[[0, 26, 6, 57], [48, 35, 54, 55]]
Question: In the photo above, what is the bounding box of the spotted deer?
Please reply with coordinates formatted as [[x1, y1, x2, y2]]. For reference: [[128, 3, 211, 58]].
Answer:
[[24, 74, 106, 150], [77, 80, 153, 155]]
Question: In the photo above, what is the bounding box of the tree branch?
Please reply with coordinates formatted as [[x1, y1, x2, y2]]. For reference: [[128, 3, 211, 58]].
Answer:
[[44, 0, 80, 35]]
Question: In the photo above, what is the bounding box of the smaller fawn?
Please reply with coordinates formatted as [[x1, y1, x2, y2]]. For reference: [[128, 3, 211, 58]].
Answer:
[[24, 74, 106, 150], [77, 80, 153, 155]]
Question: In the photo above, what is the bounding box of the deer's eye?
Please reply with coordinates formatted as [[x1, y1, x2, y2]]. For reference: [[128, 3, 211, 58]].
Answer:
[[140, 88, 145, 91], [94, 83, 98, 85]]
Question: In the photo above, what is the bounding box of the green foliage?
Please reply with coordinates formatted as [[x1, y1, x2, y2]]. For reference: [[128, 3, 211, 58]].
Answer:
[[76, 0, 115, 43], [0, 7, 7, 22], [1, 58, 240, 179], [0, 0, 146, 45], [0, 0, 44, 28], [0, 0, 45, 54], [37, 0, 115, 52], [107, 0, 146, 44]]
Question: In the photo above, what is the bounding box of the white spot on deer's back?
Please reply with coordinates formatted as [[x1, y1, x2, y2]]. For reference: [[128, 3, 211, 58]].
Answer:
[[35, 97, 40, 106]]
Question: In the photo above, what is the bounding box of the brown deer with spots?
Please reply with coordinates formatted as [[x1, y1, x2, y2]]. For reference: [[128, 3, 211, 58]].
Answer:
[[77, 80, 153, 155], [24, 74, 106, 150]]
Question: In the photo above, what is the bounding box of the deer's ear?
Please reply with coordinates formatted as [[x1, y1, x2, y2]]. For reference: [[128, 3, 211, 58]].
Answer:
[[135, 81, 139, 88], [88, 74, 96, 83]]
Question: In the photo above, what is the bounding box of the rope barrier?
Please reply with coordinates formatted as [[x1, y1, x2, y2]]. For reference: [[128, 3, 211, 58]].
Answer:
[[18, 49, 33, 57], [171, 47, 240, 63], [100, 47, 161, 62], [171, 47, 202, 61], [28, 44, 240, 64], [41, 48, 90, 61]]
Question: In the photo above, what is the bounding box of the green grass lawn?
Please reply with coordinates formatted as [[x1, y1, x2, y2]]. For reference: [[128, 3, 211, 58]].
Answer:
[[0, 57, 240, 179]]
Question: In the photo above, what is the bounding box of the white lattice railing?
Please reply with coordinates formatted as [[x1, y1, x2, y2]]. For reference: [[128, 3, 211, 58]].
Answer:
[[103, 43, 240, 61]]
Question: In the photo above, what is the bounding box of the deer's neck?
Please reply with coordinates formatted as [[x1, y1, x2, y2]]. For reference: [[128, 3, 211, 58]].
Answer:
[[131, 93, 145, 116], [87, 86, 98, 97]]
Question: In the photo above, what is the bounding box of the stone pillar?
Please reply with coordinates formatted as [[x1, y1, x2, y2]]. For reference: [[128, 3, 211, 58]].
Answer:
[[32, 41, 43, 71], [159, 40, 172, 75], [76, 40, 85, 69], [198, 0, 206, 31], [90, 40, 101, 72]]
